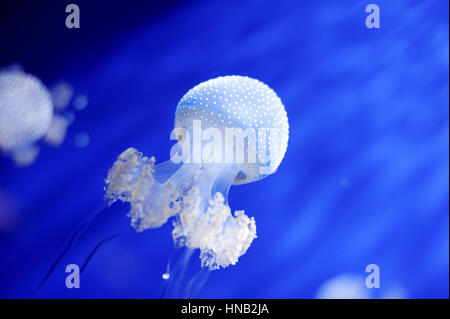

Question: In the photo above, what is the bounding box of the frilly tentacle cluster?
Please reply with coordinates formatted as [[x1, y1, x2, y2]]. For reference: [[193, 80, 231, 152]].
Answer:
[[173, 191, 256, 270], [104, 148, 180, 231], [105, 148, 257, 270]]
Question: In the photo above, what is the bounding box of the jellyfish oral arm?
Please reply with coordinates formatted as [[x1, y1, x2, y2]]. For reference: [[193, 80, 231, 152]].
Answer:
[[105, 148, 257, 270]]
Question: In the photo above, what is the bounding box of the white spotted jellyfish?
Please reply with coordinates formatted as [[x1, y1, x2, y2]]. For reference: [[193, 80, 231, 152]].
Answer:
[[0, 70, 53, 165], [104, 75, 288, 295], [0, 68, 81, 166], [37, 75, 288, 298]]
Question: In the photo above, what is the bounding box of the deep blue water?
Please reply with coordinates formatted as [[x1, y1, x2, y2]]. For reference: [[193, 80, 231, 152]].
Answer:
[[0, 0, 448, 298]]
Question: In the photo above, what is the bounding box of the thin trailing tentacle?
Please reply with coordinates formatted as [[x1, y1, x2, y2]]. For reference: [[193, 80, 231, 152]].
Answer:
[[211, 163, 240, 204], [66, 230, 128, 298], [33, 202, 107, 296], [80, 232, 124, 274], [183, 267, 211, 299], [161, 247, 194, 299], [170, 248, 194, 298]]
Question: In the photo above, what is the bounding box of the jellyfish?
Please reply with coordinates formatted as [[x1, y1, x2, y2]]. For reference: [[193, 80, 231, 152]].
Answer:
[[315, 273, 408, 299], [0, 70, 53, 165], [0, 67, 85, 166], [105, 75, 289, 296], [315, 274, 371, 299], [37, 75, 288, 298]]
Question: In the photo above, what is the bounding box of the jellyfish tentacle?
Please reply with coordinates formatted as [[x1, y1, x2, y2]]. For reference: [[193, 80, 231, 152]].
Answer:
[[211, 163, 240, 204], [160, 247, 195, 299], [173, 163, 257, 271], [183, 267, 211, 299], [168, 247, 195, 299], [65, 230, 126, 298], [159, 246, 183, 298], [33, 202, 107, 296], [152, 160, 182, 183], [105, 148, 201, 232], [171, 163, 230, 248], [105, 149, 258, 272], [80, 231, 124, 274]]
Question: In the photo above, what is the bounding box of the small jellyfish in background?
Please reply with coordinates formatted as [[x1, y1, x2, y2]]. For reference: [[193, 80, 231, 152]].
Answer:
[[0, 66, 87, 166], [0, 70, 53, 165], [37, 75, 288, 298], [315, 273, 408, 299], [316, 274, 370, 299]]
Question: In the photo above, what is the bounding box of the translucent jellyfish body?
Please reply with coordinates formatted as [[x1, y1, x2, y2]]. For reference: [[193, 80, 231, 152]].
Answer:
[[0, 71, 53, 164], [0, 68, 85, 165], [105, 75, 289, 271], [315, 273, 408, 299]]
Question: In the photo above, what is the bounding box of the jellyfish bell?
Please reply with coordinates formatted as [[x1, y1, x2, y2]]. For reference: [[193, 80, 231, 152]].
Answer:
[[105, 76, 289, 275], [0, 68, 81, 166], [315, 273, 408, 299], [174, 75, 289, 184], [0, 70, 53, 158], [315, 274, 370, 299]]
